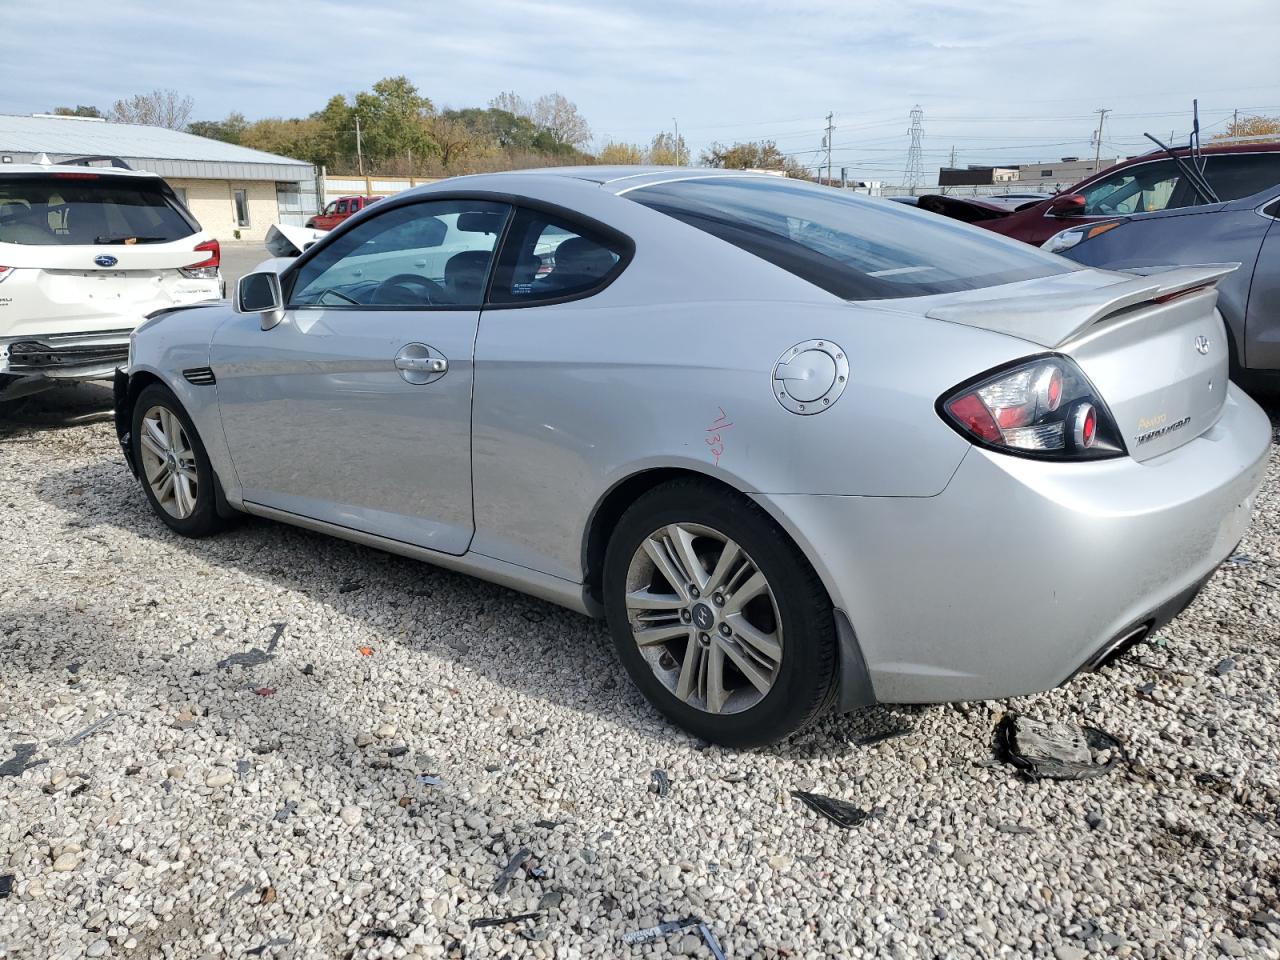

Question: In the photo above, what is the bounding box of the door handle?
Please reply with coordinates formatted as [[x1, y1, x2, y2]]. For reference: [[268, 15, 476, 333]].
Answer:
[[394, 356, 447, 374], [394, 343, 449, 384]]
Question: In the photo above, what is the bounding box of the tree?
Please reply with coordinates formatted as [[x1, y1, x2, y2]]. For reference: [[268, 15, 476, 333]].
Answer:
[[598, 141, 644, 164], [702, 139, 807, 176], [52, 105, 101, 118], [647, 131, 688, 165], [1213, 115, 1280, 141], [531, 93, 591, 148], [444, 107, 541, 150], [108, 89, 193, 129], [428, 115, 478, 168], [188, 112, 249, 145], [352, 76, 437, 166], [489, 91, 530, 118]]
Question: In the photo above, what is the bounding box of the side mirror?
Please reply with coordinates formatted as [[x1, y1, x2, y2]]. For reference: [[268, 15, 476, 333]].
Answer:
[[235, 271, 285, 330], [1048, 194, 1087, 217]]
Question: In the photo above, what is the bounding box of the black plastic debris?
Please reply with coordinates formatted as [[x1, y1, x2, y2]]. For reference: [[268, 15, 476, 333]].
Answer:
[[537, 890, 563, 911], [791, 790, 881, 828], [385, 746, 409, 758], [0, 874, 13, 898], [648, 769, 671, 797], [301, 663, 315, 676], [273, 801, 298, 822], [854, 726, 911, 747], [1213, 657, 1236, 676], [621, 917, 726, 958], [338, 579, 364, 594], [470, 912, 542, 929], [0, 744, 44, 778], [1226, 553, 1252, 565], [125, 765, 142, 776], [993, 713, 1128, 782], [494, 848, 532, 894], [534, 819, 560, 829]]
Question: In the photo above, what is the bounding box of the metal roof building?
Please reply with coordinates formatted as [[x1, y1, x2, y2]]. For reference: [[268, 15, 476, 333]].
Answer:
[[0, 114, 318, 241]]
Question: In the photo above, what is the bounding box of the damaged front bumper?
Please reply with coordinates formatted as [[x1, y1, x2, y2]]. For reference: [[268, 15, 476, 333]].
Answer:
[[1, 330, 132, 382]]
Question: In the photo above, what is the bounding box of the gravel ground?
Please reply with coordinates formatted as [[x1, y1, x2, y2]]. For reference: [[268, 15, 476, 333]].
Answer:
[[2, 384, 1279, 960]]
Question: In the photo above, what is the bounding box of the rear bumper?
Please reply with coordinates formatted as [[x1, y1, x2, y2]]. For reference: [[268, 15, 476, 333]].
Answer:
[[0, 330, 131, 380], [757, 382, 1272, 703]]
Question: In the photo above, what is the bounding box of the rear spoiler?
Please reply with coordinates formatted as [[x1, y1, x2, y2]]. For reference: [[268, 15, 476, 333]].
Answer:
[[925, 263, 1239, 348]]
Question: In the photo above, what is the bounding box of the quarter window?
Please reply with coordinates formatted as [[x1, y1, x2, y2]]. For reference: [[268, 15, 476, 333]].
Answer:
[[1203, 153, 1280, 201], [288, 199, 510, 308], [488, 208, 626, 304]]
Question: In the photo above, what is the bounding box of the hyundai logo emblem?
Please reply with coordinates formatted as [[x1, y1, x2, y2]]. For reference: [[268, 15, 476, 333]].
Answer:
[[94, 255, 118, 268], [1194, 335, 1210, 355]]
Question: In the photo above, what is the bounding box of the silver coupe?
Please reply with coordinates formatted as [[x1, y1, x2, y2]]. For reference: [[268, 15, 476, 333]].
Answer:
[[114, 167, 1272, 746]]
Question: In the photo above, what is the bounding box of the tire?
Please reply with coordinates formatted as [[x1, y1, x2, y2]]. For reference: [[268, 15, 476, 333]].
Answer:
[[130, 382, 229, 538], [603, 478, 837, 748]]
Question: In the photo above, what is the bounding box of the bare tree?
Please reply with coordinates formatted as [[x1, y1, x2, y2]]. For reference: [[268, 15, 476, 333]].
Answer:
[[532, 93, 591, 147], [488, 91, 530, 118], [109, 89, 194, 130]]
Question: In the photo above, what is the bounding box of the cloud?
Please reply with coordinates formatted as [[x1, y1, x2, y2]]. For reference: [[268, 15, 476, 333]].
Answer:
[[2, 0, 1277, 178]]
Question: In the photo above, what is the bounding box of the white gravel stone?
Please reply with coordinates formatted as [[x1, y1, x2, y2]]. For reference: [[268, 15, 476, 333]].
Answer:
[[1, 385, 1278, 959]]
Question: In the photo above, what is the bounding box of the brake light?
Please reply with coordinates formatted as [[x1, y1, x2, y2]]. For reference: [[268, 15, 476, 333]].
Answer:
[[52, 172, 100, 180], [180, 239, 220, 279], [1151, 282, 1214, 305], [0, 266, 12, 284], [940, 356, 1124, 460]]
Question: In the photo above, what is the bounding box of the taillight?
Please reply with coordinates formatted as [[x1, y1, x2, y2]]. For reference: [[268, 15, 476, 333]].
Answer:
[[0, 266, 12, 284], [939, 356, 1125, 460], [180, 239, 220, 279]]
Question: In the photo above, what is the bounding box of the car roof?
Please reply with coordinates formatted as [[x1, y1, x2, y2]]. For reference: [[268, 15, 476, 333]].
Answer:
[[426, 165, 790, 198], [0, 162, 161, 179]]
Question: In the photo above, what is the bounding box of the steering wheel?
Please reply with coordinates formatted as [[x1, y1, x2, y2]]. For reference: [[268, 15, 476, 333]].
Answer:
[[371, 273, 446, 305]]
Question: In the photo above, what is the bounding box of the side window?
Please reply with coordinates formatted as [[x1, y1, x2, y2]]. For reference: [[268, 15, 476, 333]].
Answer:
[[335, 200, 349, 214], [323, 201, 339, 215], [489, 208, 627, 304], [288, 199, 510, 308], [1204, 153, 1280, 201], [1078, 161, 1179, 216]]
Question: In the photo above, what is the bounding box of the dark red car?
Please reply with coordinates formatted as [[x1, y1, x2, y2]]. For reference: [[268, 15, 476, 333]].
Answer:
[[972, 142, 1280, 246], [306, 195, 384, 230]]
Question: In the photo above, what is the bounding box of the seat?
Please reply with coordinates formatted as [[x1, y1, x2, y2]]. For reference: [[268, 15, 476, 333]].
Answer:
[[443, 250, 492, 305], [537, 236, 616, 293]]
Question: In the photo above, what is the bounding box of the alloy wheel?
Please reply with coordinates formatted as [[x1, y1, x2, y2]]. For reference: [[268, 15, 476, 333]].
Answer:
[[138, 404, 199, 519], [624, 522, 783, 715]]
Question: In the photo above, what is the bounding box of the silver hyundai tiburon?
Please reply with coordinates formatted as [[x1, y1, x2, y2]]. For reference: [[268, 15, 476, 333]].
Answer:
[[115, 167, 1271, 747]]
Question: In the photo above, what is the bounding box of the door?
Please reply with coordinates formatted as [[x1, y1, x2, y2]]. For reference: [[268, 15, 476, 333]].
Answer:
[[1245, 204, 1280, 371], [211, 197, 511, 554]]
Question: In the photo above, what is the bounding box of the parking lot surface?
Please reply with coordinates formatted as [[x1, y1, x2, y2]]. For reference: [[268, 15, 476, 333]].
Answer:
[[1, 386, 1279, 959]]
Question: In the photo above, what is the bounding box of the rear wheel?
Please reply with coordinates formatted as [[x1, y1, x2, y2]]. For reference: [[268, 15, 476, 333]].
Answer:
[[131, 382, 228, 538], [603, 479, 837, 747]]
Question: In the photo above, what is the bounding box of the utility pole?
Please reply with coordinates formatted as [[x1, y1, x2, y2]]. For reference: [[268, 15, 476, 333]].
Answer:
[[1092, 107, 1110, 171], [949, 144, 956, 168], [355, 115, 364, 176], [1232, 108, 1239, 139], [824, 112, 834, 186], [672, 118, 680, 165]]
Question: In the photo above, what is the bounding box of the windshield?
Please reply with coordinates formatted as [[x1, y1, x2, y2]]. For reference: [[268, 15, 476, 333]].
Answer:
[[629, 176, 1071, 300], [0, 174, 196, 246]]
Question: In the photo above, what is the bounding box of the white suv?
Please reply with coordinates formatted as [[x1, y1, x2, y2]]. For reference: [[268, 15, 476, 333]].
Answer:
[[0, 159, 223, 395]]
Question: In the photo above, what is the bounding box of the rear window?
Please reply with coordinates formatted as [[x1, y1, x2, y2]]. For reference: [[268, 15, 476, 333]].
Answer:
[[629, 176, 1070, 300], [0, 175, 196, 246]]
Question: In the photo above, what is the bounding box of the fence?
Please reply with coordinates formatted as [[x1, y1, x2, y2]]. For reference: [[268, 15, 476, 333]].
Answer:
[[320, 173, 445, 207]]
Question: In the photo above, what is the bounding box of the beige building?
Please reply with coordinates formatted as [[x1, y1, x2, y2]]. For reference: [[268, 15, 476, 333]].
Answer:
[[0, 113, 317, 243]]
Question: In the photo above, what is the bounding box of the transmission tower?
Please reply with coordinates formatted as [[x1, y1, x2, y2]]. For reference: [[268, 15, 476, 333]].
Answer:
[[903, 105, 925, 190]]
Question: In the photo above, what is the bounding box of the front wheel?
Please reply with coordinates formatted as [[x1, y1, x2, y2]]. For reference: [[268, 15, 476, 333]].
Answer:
[[130, 382, 229, 538], [603, 479, 837, 748]]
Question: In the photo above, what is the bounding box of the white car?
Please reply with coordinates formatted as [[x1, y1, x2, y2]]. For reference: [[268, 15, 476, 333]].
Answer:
[[0, 159, 223, 396]]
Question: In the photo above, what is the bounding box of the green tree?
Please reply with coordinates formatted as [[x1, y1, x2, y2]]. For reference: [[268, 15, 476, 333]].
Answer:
[[52, 105, 102, 118], [352, 76, 438, 166], [188, 112, 249, 145], [444, 107, 542, 150]]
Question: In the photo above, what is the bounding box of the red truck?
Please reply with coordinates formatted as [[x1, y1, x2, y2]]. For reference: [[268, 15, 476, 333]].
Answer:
[[306, 195, 383, 230], [927, 141, 1280, 246]]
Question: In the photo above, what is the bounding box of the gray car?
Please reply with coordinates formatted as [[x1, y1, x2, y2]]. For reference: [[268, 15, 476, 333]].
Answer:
[[113, 168, 1272, 746], [1044, 184, 1280, 389]]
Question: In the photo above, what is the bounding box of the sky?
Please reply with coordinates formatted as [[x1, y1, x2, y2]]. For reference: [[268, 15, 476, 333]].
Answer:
[[3, 0, 1279, 181]]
